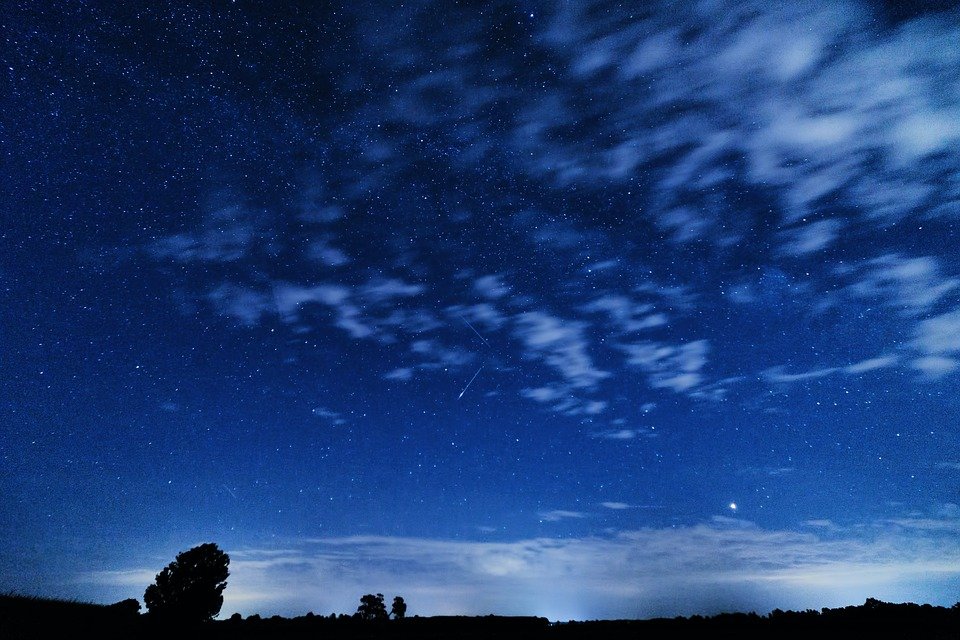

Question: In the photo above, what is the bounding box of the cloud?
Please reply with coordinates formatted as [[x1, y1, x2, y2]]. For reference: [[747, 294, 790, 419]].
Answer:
[[538, 510, 588, 523], [911, 310, 960, 356], [582, 295, 668, 334], [778, 219, 844, 256], [89, 517, 960, 621], [149, 204, 260, 263], [600, 502, 632, 510], [207, 284, 273, 327], [513, 312, 610, 389], [763, 355, 899, 384], [909, 310, 960, 379], [473, 275, 511, 300], [521, 384, 608, 417], [273, 283, 375, 339], [845, 254, 959, 317], [361, 278, 425, 303], [911, 356, 959, 378], [306, 238, 351, 266], [383, 367, 414, 381], [621, 340, 710, 394], [590, 428, 655, 441], [410, 339, 475, 370], [312, 407, 346, 425], [449, 303, 507, 332]]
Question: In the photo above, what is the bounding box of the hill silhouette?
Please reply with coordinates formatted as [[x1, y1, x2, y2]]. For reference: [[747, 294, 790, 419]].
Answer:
[[3, 593, 960, 640]]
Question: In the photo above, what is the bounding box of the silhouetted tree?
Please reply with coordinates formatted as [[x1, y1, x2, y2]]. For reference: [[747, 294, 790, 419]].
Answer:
[[391, 595, 407, 619], [108, 598, 141, 618], [143, 542, 230, 622], [356, 593, 388, 621]]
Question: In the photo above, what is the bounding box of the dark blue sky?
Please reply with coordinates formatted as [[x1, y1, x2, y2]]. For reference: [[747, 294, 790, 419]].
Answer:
[[3, 0, 960, 621]]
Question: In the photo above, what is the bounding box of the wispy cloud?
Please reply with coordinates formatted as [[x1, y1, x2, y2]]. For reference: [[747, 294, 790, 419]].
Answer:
[[590, 428, 656, 441], [88, 516, 960, 620], [312, 407, 346, 425], [910, 310, 960, 378], [844, 254, 959, 317], [582, 295, 668, 334], [539, 510, 588, 523], [149, 204, 260, 263], [763, 355, 899, 384], [513, 312, 610, 390], [473, 275, 511, 300], [520, 384, 607, 417], [778, 219, 844, 256], [620, 340, 710, 394]]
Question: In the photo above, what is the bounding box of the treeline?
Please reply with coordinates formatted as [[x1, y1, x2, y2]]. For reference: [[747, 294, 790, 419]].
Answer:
[[5, 543, 960, 639], [4, 594, 960, 640]]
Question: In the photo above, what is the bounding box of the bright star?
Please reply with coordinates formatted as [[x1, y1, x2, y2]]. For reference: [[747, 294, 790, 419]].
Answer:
[[729, 502, 737, 511]]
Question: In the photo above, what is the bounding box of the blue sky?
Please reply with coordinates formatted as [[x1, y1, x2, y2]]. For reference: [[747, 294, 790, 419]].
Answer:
[[3, 0, 960, 621]]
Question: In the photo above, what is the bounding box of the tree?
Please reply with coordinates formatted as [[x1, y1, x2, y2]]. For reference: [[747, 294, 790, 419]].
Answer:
[[391, 596, 407, 620], [144, 542, 230, 622], [356, 593, 388, 621]]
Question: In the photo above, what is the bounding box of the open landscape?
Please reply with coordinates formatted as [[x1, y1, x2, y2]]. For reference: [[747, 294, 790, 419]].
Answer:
[[5, 0, 960, 634]]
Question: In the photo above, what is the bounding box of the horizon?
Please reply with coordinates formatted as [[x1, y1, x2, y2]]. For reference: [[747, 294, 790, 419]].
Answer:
[[3, 588, 956, 624], [4, 0, 960, 623]]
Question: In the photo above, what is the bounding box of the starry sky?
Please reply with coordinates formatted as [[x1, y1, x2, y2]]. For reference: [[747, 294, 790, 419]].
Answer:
[[3, 0, 960, 622]]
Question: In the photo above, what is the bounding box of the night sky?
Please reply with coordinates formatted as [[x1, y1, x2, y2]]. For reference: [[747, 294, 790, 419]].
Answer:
[[4, 0, 960, 622]]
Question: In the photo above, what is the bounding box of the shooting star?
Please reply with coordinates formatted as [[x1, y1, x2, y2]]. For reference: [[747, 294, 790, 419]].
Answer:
[[461, 316, 490, 347], [458, 366, 483, 399], [222, 484, 239, 501]]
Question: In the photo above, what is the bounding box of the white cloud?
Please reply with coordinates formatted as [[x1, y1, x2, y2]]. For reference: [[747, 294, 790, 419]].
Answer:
[[306, 239, 350, 266], [912, 310, 960, 356], [591, 428, 655, 441], [89, 518, 960, 621], [621, 339, 710, 395], [361, 278, 425, 303], [207, 283, 272, 327], [911, 356, 959, 379], [521, 384, 607, 417], [764, 354, 899, 384], [149, 205, 258, 263], [410, 339, 474, 369], [582, 295, 668, 334], [473, 275, 511, 299], [272, 283, 376, 340], [846, 254, 959, 317], [539, 510, 588, 522], [383, 368, 413, 381], [513, 312, 610, 389], [844, 356, 899, 374], [449, 303, 507, 332], [600, 502, 632, 510], [778, 219, 843, 256], [312, 407, 346, 425]]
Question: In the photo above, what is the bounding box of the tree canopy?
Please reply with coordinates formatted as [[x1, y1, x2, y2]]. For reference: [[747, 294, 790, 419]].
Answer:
[[391, 596, 407, 619], [143, 542, 230, 622], [356, 593, 388, 621]]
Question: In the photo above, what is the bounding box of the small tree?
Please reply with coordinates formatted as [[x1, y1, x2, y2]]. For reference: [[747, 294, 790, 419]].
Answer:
[[144, 542, 230, 622], [391, 596, 407, 619], [356, 593, 388, 621]]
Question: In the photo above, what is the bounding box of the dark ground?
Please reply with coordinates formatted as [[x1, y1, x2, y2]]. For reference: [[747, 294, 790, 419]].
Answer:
[[3, 594, 960, 640]]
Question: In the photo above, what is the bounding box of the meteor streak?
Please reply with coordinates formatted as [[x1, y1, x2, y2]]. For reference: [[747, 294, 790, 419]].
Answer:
[[458, 366, 483, 399], [461, 316, 490, 347]]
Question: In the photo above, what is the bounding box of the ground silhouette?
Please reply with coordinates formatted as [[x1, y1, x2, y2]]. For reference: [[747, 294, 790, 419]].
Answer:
[[3, 593, 960, 640]]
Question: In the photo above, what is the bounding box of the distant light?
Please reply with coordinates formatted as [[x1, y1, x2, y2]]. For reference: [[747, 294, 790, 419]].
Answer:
[[729, 502, 737, 511]]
